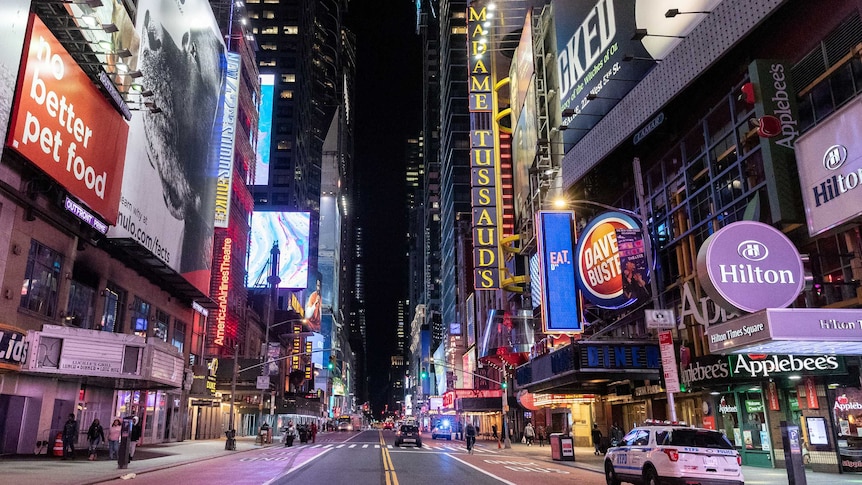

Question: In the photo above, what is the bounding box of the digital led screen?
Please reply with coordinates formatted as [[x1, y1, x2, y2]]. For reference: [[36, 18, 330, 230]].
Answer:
[[255, 74, 274, 185], [248, 211, 310, 289]]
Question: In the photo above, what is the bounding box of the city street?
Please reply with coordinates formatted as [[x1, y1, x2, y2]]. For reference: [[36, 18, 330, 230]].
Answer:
[[5, 430, 862, 485]]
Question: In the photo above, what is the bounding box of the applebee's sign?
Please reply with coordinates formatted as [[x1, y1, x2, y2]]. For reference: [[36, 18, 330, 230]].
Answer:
[[728, 354, 842, 378], [696, 221, 803, 313]]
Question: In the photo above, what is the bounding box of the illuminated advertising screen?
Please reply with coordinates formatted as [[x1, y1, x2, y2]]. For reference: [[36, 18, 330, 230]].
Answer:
[[255, 74, 274, 185], [248, 211, 310, 289], [552, 0, 718, 148], [106, 0, 226, 294], [7, 14, 129, 224], [536, 211, 582, 333], [0, 0, 31, 161]]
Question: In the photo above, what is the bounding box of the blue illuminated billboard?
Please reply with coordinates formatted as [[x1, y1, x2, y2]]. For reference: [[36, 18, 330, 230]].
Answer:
[[248, 211, 310, 289], [536, 211, 582, 334], [255, 74, 274, 185]]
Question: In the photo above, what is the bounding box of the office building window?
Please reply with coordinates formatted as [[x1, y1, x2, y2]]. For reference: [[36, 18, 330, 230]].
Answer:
[[154, 309, 169, 342], [172, 320, 186, 353], [66, 280, 96, 329], [20, 240, 62, 317], [130, 296, 151, 337], [99, 284, 125, 332]]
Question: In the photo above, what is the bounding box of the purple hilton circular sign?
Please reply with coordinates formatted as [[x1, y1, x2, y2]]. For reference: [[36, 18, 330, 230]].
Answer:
[[696, 221, 804, 313]]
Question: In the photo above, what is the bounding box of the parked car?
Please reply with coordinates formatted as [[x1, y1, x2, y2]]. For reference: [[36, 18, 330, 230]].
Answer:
[[395, 423, 422, 448], [431, 419, 452, 440], [604, 421, 744, 485]]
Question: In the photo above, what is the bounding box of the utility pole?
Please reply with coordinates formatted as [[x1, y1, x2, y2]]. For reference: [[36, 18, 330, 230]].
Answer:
[[259, 242, 281, 429]]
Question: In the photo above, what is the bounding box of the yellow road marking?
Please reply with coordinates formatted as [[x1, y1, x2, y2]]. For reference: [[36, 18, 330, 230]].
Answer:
[[380, 430, 399, 485]]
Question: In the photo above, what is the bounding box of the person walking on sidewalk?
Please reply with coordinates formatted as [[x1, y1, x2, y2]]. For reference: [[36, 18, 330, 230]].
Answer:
[[129, 416, 142, 461], [310, 422, 318, 443], [536, 425, 546, 447], [107, 419, 122, 460], [592, 423, 603, 455], [491, 423, 498, 440], [87, 418, 105, 460], [465, 422, 477, 454], [523, 422, 535, 446], [62, 413, 79, 460]]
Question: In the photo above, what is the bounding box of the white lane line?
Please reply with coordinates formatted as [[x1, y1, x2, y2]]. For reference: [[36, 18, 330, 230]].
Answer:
[[261, 448, 333, 485], [445, 453, 517, 485]]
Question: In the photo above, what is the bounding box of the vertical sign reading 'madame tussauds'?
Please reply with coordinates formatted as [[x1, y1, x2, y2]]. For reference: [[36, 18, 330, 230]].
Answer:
[[214, 52, 240, 228], [468, 1, 503, 290]]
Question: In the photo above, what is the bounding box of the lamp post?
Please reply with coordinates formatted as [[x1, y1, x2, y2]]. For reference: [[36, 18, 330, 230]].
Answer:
[[551, 188, 678, 421], [429, 358, 512, 449], [258, 319, 308, 429], [229, 345, 342, 450]]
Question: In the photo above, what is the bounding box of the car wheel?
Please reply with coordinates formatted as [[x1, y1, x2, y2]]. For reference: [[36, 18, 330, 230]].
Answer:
[[644, 466, 660, 485], [604, 461, 621, 485]]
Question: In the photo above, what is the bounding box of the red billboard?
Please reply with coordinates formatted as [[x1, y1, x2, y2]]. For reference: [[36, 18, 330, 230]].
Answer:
[[6, 15, 128, 224]]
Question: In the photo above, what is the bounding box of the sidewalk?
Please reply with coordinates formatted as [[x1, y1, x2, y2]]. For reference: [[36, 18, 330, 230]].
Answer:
[[2, 434, 861, 484]]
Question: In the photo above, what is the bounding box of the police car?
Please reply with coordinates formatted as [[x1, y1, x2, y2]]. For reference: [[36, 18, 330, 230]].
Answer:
[[604, 420, 744, 485]]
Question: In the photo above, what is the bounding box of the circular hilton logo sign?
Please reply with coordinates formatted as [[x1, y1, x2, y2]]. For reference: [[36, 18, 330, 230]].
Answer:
[[575, 211, 640, 309], [696, 221, 804, 313]]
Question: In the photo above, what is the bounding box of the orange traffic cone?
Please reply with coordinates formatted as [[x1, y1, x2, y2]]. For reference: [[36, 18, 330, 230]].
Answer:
[[498, 438, 502, 449], [53, 433, 64, 457]]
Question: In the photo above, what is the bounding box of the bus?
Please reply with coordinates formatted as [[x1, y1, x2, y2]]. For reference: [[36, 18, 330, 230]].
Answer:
[[337, 414, 362, 431]]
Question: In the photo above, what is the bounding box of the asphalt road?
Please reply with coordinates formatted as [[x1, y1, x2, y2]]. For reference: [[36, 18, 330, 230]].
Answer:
[[94, 430, 606, 485]]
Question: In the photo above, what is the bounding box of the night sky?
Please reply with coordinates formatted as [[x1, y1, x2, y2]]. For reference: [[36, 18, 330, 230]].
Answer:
[[347, 1, 422, 413]]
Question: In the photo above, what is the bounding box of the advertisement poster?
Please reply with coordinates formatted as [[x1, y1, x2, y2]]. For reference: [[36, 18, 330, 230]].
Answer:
[[247, 211, 310, 289], [0, 0, 31, 159], [832, 388, 862, 472], [7, 15, 129, 224], [107, 0, 227, 294], [617, 228, 650, 305]]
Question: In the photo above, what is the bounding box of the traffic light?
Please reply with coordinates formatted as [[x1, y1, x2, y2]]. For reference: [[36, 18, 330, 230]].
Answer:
[[501, 382, 508, 389], [327, 357, 334, 370], [421, 368, 428, 379]]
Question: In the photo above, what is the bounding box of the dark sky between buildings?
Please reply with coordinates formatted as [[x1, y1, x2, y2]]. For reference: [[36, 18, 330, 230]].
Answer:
[[348, 1, 422, 411]]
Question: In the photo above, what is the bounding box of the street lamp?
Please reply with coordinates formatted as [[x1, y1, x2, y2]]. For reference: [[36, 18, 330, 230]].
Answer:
[[228, 345, 343, 450], [259, 319, 309, 428], [429, 358, 513, 449]]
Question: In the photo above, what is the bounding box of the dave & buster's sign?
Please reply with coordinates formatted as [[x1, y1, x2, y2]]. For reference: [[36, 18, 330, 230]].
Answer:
[[6, 15, 129, 225], [696, 221, 803, 313], [575, 211, 645, 309]]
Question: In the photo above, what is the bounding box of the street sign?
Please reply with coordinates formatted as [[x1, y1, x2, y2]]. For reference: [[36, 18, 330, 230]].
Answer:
[[256, 375, 270, 390], [646, 309, 676, 329]]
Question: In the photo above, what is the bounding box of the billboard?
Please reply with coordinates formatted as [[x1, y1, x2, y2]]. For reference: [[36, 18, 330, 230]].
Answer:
[[552, 0, 719, 148], [7, 14, 129, 224], [255, 74, 274, 185], [536, 211, 582, 333], [0, 0, 31, 160], [107, 0, 227, 294], [214, 52, 241, 228], [248, 211, 310, 289], [574, 211, 641, 309]]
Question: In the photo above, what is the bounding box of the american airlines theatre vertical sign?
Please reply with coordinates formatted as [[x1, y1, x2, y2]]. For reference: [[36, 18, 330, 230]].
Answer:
[[468, 2, 504, 290]]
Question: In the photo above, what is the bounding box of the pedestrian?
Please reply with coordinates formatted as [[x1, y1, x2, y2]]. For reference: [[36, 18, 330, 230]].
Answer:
[[611, 422, 623, 446], [87, 418, 105, 460], [62, 413, 79, 460], [592, 423, 603, 455], [129, 416, 142, 461], [523, 422, 535, 446], [537, 425, 546, 447], [107, 418, 122, 460], [491, 423, 498, 440], [311, 422, 318, 443], [284, 420, 296, 447], [465, 422, 476, 454]]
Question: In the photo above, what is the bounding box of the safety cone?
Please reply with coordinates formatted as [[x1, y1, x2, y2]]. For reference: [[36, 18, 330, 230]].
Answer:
[[498, 439, 502, 449], [53, 433, 64, 457]]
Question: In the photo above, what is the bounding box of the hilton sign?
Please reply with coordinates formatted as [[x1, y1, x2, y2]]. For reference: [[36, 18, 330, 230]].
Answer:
[[697, 221, 803, 313]]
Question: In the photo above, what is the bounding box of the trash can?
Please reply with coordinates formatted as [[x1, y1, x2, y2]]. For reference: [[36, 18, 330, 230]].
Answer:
[[225, 429, 236, 450], [550, 433, 575, 461]]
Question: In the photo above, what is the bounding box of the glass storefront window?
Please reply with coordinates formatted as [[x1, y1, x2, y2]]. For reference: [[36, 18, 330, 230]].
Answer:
[[740, 390, 767, 451], [717, 394, 740, 448]]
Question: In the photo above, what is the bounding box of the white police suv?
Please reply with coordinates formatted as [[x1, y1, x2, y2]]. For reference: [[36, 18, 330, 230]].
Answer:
[[604, 421, 744, 485]]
